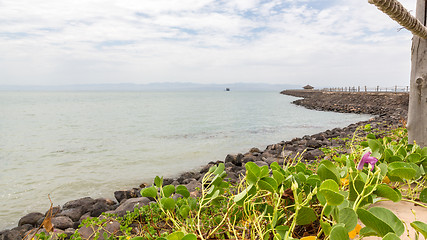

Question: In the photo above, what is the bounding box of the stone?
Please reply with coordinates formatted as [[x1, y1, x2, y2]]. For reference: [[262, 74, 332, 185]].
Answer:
[[64, 228, 76, 238], [114, 189, 140, 203], [12, 224, 33, 238], [254, 161, 268, 167], [45, 206, 61, 217], [78, 220, 120, 240], [249, 147, 260, 153], [18, 212, 44, 227], [63, 197, 96, 212], [306, 139, 322, 148], [58, 206, 85, 222], [185, 179, 202, 192], [0, 230, 20, 240], [182, 178, 197, 185], [90, 201, 115, 217], [51, 216, 73, 230], [112, 197, 151, 217], [303, 149, 325, 160]]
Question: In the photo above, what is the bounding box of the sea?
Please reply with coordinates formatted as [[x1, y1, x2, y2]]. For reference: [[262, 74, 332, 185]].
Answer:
[[0, 91, 371, 229]]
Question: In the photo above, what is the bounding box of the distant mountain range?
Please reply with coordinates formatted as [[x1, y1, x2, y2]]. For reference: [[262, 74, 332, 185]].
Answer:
[[0, 82, 301, 92]]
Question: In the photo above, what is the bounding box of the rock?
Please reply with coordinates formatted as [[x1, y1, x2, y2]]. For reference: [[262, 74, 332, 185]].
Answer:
[[114, 189, 140, 203], [224, 153, 243, 166], [249, 147, 260, 153], [78, 219, 120, 240], [51, 216, 73, 230], [58, 206, 85, 222], [182, 178, 197, 185], [80, 212, 91, 222], [306, 140, 322, 148], [112, 197, 151, 217], [303, 149, 325, 160], [254, 161, 268, 167], [199, 163, 214, 174], [0, 230, 20, 240], [64, 228, 76, 238], [185, 179, 202, 192], [179, 171, 201, 181], [90, 201, 115, 217], [18, 212, 44, 227], [45, 206, 61, 217], [163, 178, 174, 186], [63, 197, 96, 212], [22, 228, 64, 240]]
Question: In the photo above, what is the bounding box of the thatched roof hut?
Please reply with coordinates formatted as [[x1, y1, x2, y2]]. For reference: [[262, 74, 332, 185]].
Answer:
[[303, 85, 314, 90]]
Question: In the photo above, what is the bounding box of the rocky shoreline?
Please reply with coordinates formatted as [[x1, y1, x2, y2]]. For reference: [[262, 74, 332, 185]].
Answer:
[[0, 90, 409, 240]]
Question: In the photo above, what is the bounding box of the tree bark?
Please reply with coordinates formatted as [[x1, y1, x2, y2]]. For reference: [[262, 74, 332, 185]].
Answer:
[[408, 0, 427, 146]]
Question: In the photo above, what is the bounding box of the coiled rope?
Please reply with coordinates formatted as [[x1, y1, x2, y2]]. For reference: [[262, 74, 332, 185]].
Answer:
[[369, 0, 427, 39]]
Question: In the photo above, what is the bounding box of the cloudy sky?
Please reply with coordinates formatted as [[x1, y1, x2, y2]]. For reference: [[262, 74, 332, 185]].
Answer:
[[0, 0, 417, 88]]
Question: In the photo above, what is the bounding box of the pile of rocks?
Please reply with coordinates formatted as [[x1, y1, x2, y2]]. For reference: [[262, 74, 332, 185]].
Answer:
[[0, 90, 408, 240]]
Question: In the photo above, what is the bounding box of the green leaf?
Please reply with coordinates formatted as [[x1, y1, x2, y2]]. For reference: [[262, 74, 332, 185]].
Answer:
[[330, 224, 349, 240], [320, 220, 332, 236], [338, 208, 357, 232], [420, 188, 427, 203], [176, 185, 190, 198], [388, 162, 417, 180], [213, 163, 225, 175], [357, 207, 404, 237], [295, 206, 317, 225], [319, 179, 344, 206], [141, 186, 157, 198], [410, 221, 427, 239], [275, 225, 289, 239], [260, 165, 270, 178], [407, 153, 422, 163], [131, 237, 144, 240], [382, 233, 401, 240], [272, 170, 284, 185], [162, 185, 176, 198], [306, 175, 321, 187], [246, 162, 260, 185], [384, 149, 393, 162], [160, 198, 175, 211], [368, 139, 383, 154], [374, 184, 401, 202], [179, 205, 190, 218], [154, 176, 163, 188], [234, 185, 255, 205], [167, 231, 185, 240], [181, 234, 197, 240], [258, 177, 278, 193], [317, 160, 340, 185]]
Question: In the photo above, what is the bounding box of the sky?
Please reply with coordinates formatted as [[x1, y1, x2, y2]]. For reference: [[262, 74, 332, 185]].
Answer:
[[0, 0, 417, 88]]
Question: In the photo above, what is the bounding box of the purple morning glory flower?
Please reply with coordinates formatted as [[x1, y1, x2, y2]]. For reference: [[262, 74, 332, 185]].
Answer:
[[357, 152, 378, 171]]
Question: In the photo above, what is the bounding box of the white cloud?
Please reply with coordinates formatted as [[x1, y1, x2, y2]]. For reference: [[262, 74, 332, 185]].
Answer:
[[0, 0, 418, 87]]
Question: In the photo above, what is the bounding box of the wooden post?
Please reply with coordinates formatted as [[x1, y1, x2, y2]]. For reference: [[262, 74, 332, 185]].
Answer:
[[407, 0, 427, 146]]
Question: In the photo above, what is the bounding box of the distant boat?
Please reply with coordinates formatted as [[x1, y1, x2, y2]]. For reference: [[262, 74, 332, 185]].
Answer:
[[225, 88, 230, 91]]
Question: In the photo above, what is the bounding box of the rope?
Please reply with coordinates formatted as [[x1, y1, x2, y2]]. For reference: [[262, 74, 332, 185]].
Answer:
[[369, 0, 427, 39]]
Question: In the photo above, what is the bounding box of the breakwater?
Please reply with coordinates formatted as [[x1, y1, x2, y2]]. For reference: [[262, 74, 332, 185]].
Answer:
[[0, 90, 409, 239]]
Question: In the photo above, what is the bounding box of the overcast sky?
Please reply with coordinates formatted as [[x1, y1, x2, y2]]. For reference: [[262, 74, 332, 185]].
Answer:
[[0, 0, 416, 88]]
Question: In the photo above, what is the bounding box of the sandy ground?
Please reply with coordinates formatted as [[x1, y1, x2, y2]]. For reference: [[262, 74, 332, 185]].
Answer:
[[359, 200, 427, 240]]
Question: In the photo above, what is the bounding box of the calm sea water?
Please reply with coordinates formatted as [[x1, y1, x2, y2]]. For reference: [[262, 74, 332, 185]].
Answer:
[[0, 91, 370, 229]]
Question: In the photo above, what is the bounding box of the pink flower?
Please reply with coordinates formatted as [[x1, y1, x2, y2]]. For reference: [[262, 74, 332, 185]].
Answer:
[[357, 152, 378, 171]]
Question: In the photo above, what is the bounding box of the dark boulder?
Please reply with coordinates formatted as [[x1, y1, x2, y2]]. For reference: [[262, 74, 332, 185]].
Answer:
[[18, 212, 44, 227]]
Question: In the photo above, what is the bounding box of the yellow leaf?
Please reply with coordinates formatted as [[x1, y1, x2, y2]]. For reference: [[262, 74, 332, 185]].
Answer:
[[340, 178, 349, 186], [300, 236, 316, 240], [382, 176, 391, 184], [348, 224, 362, 239]]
